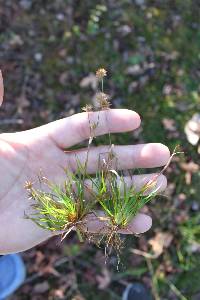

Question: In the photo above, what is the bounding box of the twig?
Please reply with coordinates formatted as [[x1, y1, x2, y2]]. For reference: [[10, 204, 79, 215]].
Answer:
[[146, 258, 161, 300], [130, 248, 157, 259], [164, 278, 188, 300]]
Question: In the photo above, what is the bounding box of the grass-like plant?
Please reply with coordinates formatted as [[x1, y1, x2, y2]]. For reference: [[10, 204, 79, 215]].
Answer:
[[96, 171, 158, 229], [25, 170, 95, 240], [86, 149, 160, 252], [25, 68, 178, 254], [94, 146, 179, 232]]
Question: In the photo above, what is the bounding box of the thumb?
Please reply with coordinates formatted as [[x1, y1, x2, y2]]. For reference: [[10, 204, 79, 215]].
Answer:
[[0, 71, 4, 106]]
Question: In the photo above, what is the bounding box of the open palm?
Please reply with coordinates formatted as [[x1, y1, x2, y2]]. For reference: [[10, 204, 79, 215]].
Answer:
[[0, 72, 169, 254]]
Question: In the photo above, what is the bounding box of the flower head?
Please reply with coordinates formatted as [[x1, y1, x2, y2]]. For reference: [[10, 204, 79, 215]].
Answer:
[[96, 92, 111, 110], [96, 68, 107, 80], [24, 180, 33, 190], [82, 104, 93, 112]]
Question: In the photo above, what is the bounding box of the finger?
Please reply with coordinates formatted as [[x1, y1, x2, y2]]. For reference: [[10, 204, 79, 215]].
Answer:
[[0, 71, 4, 106], [67, 143, 170, 173], [119, 214, 152, 234], [118, 173, 167, 194], [39, 109, 141, 148], [82, 213, 152, 234], [84, 173, 167, 199]]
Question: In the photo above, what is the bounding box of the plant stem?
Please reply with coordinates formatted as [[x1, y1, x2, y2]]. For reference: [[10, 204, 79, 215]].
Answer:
[[77, 229, 84, 242], [146, 258, 161, 300], [164, 278, 188, 300], [101, 78, 104, 92]]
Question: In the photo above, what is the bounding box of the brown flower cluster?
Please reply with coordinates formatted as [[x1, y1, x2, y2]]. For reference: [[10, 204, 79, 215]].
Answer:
[[82, 104, 93, 112], [96, 92, 111, 110], [24, 180, 33, 190], [96, 68, 107, 80]]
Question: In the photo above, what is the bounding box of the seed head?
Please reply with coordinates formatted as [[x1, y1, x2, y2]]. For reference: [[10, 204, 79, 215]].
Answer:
[[24, 180, 33, 190], [90, 122, 98, 131], [96, 92, 111, 110], [82, 104, 93, 112], [96, 68, 107, 80]]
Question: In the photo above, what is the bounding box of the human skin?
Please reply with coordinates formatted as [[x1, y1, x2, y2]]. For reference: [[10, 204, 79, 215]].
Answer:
[[0, 72, 170, 254]]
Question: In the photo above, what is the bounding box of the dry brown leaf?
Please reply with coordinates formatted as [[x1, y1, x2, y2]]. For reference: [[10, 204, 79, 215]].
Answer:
[[16, 93, 30, 114], [80, 73, 98, 90], [125, 65, 142, 76], [33, 281, 50, 294], [72, 295, 86, 300], [184, 113, 200, 145], [175, 211, 189, 224], [148, 232, 173, 257], [9, 34, 24, 47], [96, 267, 111, 290], [162, 118, 177, 132], [180, 161, 199, 184], [185, 172, 192, 185], [59, 71, 69, 85], [180, 161, 199, 173], [53, 289, 65, 299]]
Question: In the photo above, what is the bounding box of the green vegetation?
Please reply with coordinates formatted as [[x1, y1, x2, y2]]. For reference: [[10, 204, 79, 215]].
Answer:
[[26, 70, 161, 256], [1, 1, 200, 299]]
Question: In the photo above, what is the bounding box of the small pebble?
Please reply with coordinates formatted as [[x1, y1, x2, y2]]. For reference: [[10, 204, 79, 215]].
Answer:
[[56, 13, 65, 21], [34, 53, 43, 62], [191, 201, 199, 212], [19, 0, 32, 10]]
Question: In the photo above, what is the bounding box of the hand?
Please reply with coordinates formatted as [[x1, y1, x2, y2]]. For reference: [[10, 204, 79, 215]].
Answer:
[[0, 74, 170, 254], [0, 71, 3, 106]]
